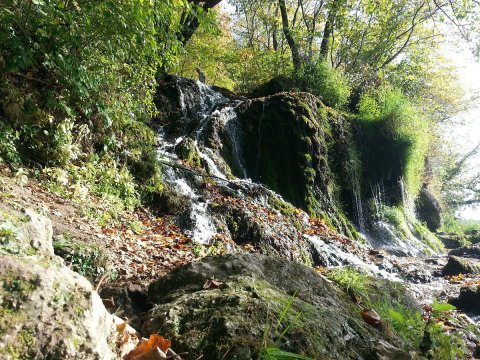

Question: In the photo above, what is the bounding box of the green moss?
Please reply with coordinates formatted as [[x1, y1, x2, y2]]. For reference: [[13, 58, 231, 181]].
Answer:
[[413, 221, 444, 253], [268, 197, 296, 217]]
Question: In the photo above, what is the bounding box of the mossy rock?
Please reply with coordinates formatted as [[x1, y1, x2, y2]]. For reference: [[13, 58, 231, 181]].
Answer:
[[144, 254, 410, 360], [53, 234, 110, 282], [0, 208, 115, 359], [174, 137, 201, 168], [442, 256, 480, 276], [223, 92, 357, 236]]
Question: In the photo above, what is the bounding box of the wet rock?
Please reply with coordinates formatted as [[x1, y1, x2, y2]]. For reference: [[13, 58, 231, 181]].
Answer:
[[449, 244, 480, 259], [144, 253, 409, 360], [415, 185, 442, 232], [174, 137, 201, 168], [449, 285, 480, 315], [442, 256, 480, 276], [220, 203, 312, 265], [156, 186, 193, 215]]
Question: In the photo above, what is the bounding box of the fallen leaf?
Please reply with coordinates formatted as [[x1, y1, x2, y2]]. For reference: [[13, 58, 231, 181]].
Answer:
[[124, 335, 171, 360], [361, 309, 382, 328], [203, 278, 224, 289]]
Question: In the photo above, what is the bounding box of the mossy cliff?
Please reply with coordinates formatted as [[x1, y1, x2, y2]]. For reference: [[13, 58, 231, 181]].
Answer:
[[226, 93, 360, 237]]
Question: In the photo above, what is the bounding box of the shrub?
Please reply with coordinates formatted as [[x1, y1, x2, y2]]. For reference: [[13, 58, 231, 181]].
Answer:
[[295, 61, 351, 108], [357, 86, 430, 197]]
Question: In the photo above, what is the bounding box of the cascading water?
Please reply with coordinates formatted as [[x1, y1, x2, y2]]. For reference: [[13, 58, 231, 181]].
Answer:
[[399, 176, 416, 221], [352, 180, 366, 233], [215, 105, 249, 179], [370, 182, 384, 219]]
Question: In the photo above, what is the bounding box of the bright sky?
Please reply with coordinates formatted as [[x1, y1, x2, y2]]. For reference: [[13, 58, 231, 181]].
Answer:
[[443, 35, 480, 220]]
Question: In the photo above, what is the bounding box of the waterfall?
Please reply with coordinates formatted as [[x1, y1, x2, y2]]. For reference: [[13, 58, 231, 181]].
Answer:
[[216, 104, 249, 179], [370, 182, 384, 219], [399, 177, 416, 221], [352, 181, 366, 232], [158, 78, 253, 244]]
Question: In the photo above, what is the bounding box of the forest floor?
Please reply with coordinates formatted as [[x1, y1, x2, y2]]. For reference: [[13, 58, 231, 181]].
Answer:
[[1, 162, 479, 335]]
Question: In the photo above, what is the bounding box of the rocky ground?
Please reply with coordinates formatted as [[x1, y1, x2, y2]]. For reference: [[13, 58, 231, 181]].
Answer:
[[1, 162, 480, 359]]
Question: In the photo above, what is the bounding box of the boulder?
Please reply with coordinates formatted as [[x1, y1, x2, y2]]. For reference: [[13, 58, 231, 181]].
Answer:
[[0, 208, 116, 359], [449, 244, 480, 259], [415, 185, 442, 232], [442, 256, 480, 276], [449, 285, 480, 315], [143, 253, 409, 360]]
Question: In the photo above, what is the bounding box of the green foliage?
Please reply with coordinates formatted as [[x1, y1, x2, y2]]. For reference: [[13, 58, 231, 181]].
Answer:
[[0, 0, 174, 212], [412, 221, 444, 253], [53, 234, 108, 281], [174, 11, 237, 90], [440, 215, 480, 239], [357, 86, 431, 197], [261, 347, 313, 360], [0, 122, 21, 164], [423, 301, 476, 359], [295, 61, 351, 108], [327, 267, 425, 348], [327, 267, 477, 356]]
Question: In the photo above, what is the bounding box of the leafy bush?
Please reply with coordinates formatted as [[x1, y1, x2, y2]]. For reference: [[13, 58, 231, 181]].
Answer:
[[295, 61, 351, 108], [0, 0, 172, 211], [357, 86, 430, 197]]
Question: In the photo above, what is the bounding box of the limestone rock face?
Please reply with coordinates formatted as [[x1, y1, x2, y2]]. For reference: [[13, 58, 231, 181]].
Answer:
[[0, 208, 116, 359], [144, 253, 409, 360], [23, 208, 54, 255], [415, 185, 442, 232]]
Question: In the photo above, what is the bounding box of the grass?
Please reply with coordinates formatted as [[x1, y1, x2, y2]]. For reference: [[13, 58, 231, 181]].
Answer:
[[327, 267, 424, 348], [326, 266, 477, 357], [53, 234, 109, 281], [259, 291, 314, 360]]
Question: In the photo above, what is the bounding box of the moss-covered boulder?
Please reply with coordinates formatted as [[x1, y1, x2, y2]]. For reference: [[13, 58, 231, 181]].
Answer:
[[442, 256, 480, 276], [175, 137, 201, 168], [143, 253, 411, 360], [216, 93, 359, 236]]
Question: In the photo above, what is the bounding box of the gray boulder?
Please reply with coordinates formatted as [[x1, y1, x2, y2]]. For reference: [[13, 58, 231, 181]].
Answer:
[[0, 208, 116, 359], [143, 253, 409, 360]]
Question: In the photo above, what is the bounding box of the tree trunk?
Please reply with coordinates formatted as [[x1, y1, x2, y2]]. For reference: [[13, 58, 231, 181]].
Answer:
[[319, 0, 336, 61], [278, 0, 301, 70], [178, 0, 223, 45]]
